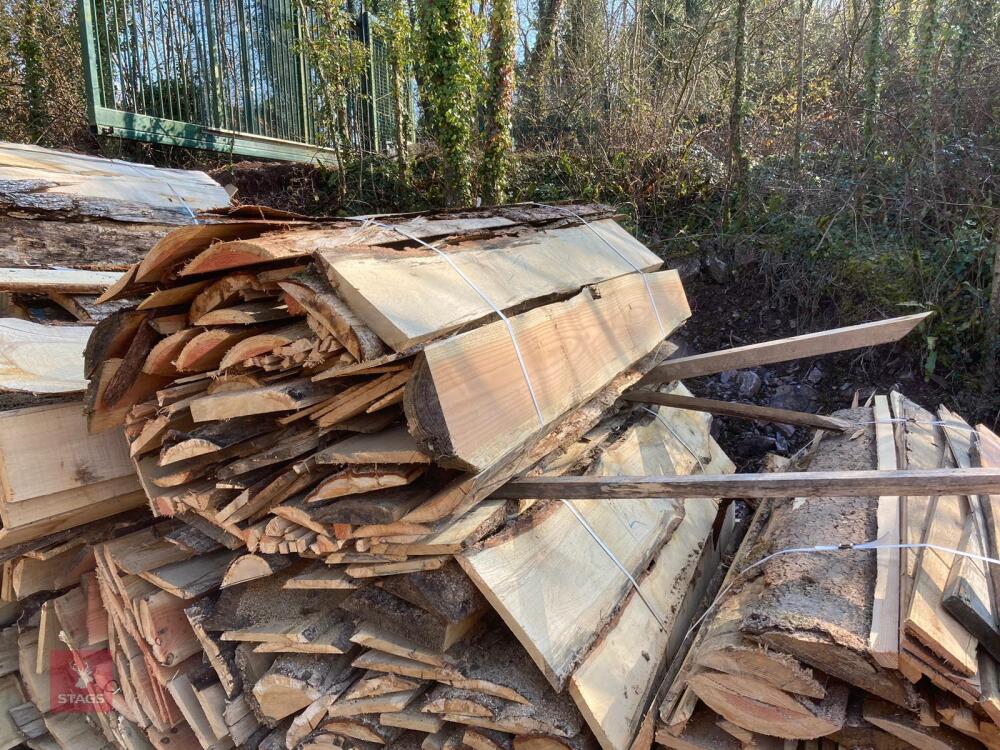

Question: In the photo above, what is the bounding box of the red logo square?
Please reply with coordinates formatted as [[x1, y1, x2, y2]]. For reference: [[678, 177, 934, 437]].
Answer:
[[49, 648, 115, 713]]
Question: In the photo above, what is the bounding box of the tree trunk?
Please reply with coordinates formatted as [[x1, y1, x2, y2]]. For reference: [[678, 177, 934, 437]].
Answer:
[[793, 0, 807, 178], [915, 0, 939, 164], [524, 0, 566, 112], [862, 0, 884, 163], [481, 0, 517, 205], [417, 0, 476, 206], [727, 0, 750, 216], [386, 0, 412, 179], [985, 216, 1000, 393]]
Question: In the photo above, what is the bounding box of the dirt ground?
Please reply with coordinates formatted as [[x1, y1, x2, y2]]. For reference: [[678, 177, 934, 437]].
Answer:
[[679, 268, 958, 470]]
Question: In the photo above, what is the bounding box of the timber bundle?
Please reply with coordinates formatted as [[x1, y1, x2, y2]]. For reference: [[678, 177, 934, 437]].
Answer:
[[1, 142, 1000, 750]]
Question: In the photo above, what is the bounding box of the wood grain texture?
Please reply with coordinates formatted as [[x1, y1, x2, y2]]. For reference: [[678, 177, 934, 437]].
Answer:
[[0, 401, 135, 503], [408, 270, 690, 472], [322, 220, 661, 351], [869, 395, 901, 669], [643, 312, 931, 383], [460, 395, 716, 691], [0, 141, 230, 224], [0, 318, 89, 393]]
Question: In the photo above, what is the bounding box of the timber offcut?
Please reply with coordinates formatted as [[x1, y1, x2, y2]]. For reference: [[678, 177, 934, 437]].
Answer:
[[0, 141, 998, 750]]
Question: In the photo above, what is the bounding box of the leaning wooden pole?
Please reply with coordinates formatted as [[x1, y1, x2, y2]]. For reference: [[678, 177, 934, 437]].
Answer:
[[642, 312, 931, 383], [492, 467, 1000, 500], [621, 391, 852, 432]]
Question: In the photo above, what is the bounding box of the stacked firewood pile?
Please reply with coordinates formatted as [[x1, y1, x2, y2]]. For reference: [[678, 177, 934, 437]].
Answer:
[[69, 188, 724, 750]]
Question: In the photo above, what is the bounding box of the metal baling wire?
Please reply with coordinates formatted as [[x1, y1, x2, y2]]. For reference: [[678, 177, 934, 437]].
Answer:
[[641, 406, 709, 472], [344, 216, 545, 426], [344, 213, 670, 627], [556, 403, 718, 631], [117, 158, 201, 224], [528, 202, 666, 338], [682, 538, 1000, 643], [558, 499, 670, 631]]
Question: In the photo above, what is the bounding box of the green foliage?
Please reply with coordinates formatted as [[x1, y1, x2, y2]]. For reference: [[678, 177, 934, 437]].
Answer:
[[0, 0, 87, 147], [383, 0, 414, 177], [296, 0, 368, 151], [481, 0, 517, 205], [416, 0, 477, 206]]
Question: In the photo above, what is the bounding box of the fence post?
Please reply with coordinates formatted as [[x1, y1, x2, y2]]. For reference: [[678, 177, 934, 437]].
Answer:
[[77, 0, 104, 126]]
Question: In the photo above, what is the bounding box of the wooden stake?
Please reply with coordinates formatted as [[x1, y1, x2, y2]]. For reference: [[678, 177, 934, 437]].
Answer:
[[621, 391, 852, 432]]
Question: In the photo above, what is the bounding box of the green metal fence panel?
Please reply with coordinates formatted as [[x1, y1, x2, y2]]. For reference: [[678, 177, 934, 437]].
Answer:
[[78, 0, 397, 162]]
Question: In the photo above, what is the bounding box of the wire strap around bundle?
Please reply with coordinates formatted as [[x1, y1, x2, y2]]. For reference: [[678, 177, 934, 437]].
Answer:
[[347, 217, 545, 427], [529, 201, 666, 338], [560, 498, 669, 631], [119, 159, 200, 224], [685, 538, 1000, 642], [642, 406, 709, 472]]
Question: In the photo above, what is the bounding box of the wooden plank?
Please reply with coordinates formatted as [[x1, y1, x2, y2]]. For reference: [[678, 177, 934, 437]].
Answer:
[[138, 550, 239, 599], [178, 203, 614, 276], [0, 141, 230, 224], [189, 378, 339, 422], [904, 490, 978, 675], [401, 342, 676, 526], [0, 490, 147, 550], [0, 267, 121, 294], [975, 424, 1000, 627], [943, 515, 1000, 662], [0, 319, 90, 393], [0, 401, 136, 503], [314, 427, 432, 465], [869, 395, 901, 669], [322, 220, 661, 351], [0, 474, 142, 529], [409, 270, 690, 472], [621, 391, 852, 432], [492, 468, 1000, 500], [568, 497, 721, 750], [459, 401, 704, 690], [643, 312, 931, 383], [937, 407, 1000, 662]]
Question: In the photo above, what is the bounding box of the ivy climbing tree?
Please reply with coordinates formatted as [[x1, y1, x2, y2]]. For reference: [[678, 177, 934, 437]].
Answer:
[[383, 0, 413, 179], [297, 0, 368, 198], [416, 0, 477, 206], [481, 0, 516, 205], [727, 0, 750, 218], [862, 0, 884, 164]]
